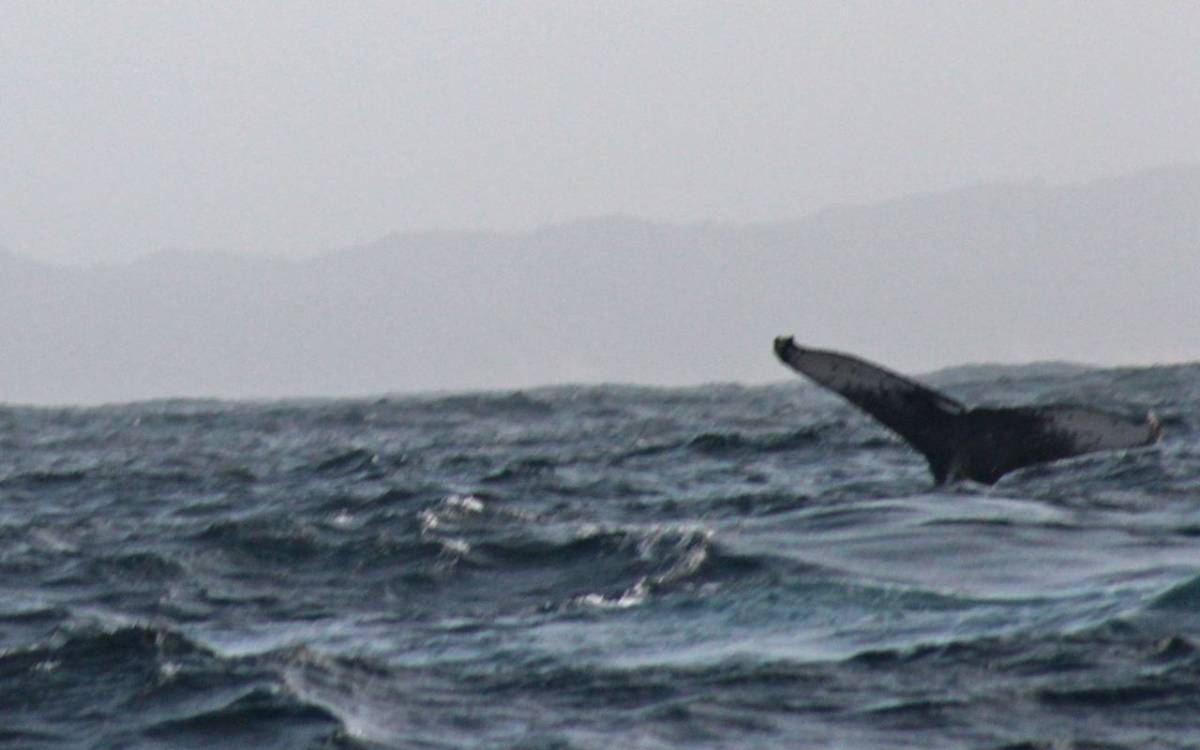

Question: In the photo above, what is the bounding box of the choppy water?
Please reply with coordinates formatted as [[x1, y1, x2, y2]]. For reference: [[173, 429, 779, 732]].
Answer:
[[2, 364, 1198, 749]]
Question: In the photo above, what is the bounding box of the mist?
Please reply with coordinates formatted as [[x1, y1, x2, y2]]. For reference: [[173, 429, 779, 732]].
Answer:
[[1, 3, 1198, 403], [2, 168, 1197, 404], [4, 2, 1198, 265]]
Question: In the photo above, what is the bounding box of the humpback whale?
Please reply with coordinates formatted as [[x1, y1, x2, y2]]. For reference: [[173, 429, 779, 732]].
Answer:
[[773, 337, 1161, 484]]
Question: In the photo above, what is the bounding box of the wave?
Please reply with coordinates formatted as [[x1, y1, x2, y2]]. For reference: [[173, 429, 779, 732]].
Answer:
[[196, 518, 325, 566], [80, 550, 189, 586], [0, 623, 208, 703], [0, 621, 362, 748], [123, 404, 231, 428], [482, 457, 557, 483], [1149, 574, 1200, 611], [414, 391, 556, 419], [194, 513, 449, 584], [0, 468, 91, 489], [2, 367, 1198, 749], [0, 605, 70, 626], [0, 465, 240, 496], [692, 491, 812, 518], [140, 686, 346, 749], [688, 428, 824, 457], [413, 492, 769, 609], [308, 447, 384, 478], [279, 648, 455, 748], [1035, 681, 1178, 708], [618, 427, 825, 462]]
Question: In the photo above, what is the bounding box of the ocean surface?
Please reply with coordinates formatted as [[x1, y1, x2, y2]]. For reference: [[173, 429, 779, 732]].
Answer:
[[2, 364, 1198, 749]]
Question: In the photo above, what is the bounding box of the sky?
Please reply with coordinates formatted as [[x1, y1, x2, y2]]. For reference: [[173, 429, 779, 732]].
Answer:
[[2, 1, 1198, 266]]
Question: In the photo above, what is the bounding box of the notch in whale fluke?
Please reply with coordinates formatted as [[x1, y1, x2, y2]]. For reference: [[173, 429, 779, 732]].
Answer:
[[773, 336, 1161, 484]]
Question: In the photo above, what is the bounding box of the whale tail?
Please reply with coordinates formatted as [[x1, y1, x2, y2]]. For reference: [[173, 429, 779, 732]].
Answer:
[[773, 336, 1161, 484]]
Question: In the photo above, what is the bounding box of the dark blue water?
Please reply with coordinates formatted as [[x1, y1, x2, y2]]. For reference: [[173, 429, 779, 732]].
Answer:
[[2, 364, 1198, 749]]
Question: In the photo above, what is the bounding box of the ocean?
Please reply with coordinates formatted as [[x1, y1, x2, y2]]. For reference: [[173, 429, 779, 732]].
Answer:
[[1, 363, 1198, 749]]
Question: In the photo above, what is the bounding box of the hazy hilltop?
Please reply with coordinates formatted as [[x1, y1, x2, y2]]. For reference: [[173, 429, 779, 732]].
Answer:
[[2, 166, 1198, 404]]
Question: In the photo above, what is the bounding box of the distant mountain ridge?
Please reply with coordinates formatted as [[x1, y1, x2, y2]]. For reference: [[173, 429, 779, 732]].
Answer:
[[2, 166, 1198, 404], [924, 360, 1097, 386]]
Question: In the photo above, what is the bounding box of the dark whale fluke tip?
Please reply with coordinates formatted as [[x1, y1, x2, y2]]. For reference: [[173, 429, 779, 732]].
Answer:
[[773, 339, 1160, 484]]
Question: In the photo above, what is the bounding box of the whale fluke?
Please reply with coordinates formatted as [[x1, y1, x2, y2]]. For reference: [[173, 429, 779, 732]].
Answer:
[[773, 336, 1161, 484]]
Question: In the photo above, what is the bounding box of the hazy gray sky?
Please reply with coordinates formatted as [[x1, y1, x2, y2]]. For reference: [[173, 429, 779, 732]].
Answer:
[[3, 1, 1198, 265]]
